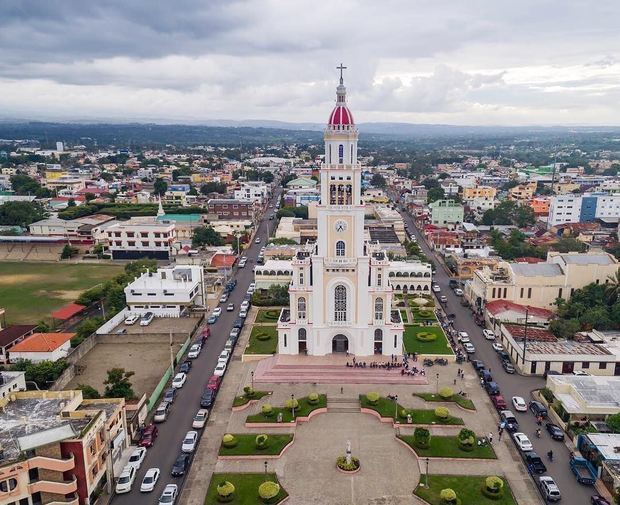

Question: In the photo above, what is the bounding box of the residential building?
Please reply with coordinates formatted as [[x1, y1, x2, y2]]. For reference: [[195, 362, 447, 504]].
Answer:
[[8, 332, 75, 363], [402, 186, 427, 206], [233, 181, 269, 203], [461, 186, 496, 202], [428, 200, 464, 230], [124, 265, 205, 316], [285, 177, 317, 190], [207, 199, 254, 220], [531, 197, 550, 217], [163, 185, 197, 207], [0, 325, 37, 364], [548, 193, 620, 227], [508, 182, 537, 201], [440, 179, 460, 196], [104, 219, 176, 260], [0, 370, 27, 397]]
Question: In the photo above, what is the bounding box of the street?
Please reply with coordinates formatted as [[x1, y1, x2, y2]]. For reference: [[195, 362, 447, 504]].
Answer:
[[112, 188, 281, 505], [398, 206, 593, 505]]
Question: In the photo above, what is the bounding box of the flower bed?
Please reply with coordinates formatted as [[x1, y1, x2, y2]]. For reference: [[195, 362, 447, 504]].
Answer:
[[233, 390, 271, 408], [255, 309, 282, 323], [414, 475, 517, 505], [246, 394, 327, 424], [416, 392, 476, 411], [403, 325, 453, 355], [219, 434, 294, 457], [398, 434, 496, 459], [205, 473, 288, 504], [359, 394, 464, 425]]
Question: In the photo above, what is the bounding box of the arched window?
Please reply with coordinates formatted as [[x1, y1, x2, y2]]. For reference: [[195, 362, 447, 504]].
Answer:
[[374, 328, 383, 340], [374, 298, 384, 321], [297, 297, 306, 320], [334, 285, 347, 322], [336, 240, 345, 257], [298, 328, 307, 341], [338, 144, 344, 164]]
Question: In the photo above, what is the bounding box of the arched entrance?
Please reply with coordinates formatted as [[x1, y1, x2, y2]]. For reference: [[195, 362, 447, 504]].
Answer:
[[332, 334, 349, 353]]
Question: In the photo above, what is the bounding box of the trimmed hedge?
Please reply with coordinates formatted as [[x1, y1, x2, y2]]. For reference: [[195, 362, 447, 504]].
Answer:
[[439, 387, 454, 399], [308, 392, 320, 405], [414, 427, 431, 449], [261, 404, 274, 416], [258, 481, 281, 503], [435, 407, 450, 419], [481, 476, 504, 500], [255, 434, 269, 449], [416, 331, 438, 342], [222, 434, 237, 448], [336, 455, 360, 471], [216, 481, 235, 502], [366, 392, 380, 404]]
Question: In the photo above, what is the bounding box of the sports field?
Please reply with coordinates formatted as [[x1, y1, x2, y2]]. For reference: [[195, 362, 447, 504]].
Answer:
[[0, 262, 123, 324]]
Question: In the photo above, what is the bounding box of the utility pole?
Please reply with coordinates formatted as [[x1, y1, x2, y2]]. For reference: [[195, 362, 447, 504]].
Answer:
[[522, 309, 529, 366], [169, 330, 175, 373]]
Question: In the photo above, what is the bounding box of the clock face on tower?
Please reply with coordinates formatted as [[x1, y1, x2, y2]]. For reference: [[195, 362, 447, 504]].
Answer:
[[334, 220, 347, 233]]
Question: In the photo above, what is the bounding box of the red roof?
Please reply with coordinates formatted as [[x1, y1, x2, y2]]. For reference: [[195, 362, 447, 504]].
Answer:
[[210, 253, 237, 268], [10, 332, 75, 353], [513, 257, 545, 264], [503, 324, 556, 342], [51, 303, 86, 320], [486, 300, 554, 320], [328, 105, 354, 126]]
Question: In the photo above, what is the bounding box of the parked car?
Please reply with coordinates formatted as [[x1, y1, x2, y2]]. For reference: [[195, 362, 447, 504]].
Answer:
[[482, 329, 495, 340], [454, 288, 464, 296], [224, 338, 235, 353], [171, 372, 187, 389], [207, 375, 222, 392], [154, 402, 171, 423], [463, 342, 476, 354], [212, 307, 222, 317], [479, 370, 493, 383], [140, 312, 155, 326], [233, 318, 244, 329], [498, 350, 511, 363], [538, 476, 561, 502], [163, 388, 176, 404], [179, 361, 192, 374], [124, 313, 139, 325], [502, 361, 516, 374], [491, 394, 507, 410], [255, 237, 261, 243], [238, 257, 247, 268], [187, 344, 201, 359], [181, 431, 198, 453], [219, 293, 228, 303], [115, 465, 136, 494], [158, 484, 178, 505], [218, 349, 230, 364], [529, 400, 548, 418], [171, 454, 191, 477], [545, 423, 565, 441], [513, 432, 533, 452], [140, 467, 160, 492], [439, 295, 448, 304], [499, 410, 519, 432], [139, 424, 158, 447], [200, 389, 216, 408], [192, 409, 209, 429], [207, 315, 218, 324], [591, 495, 611, 505], [570, 455, 597, 485], [485, 381, 500, 396], [229, 328, 240, 340], [512, 396, 527, 412], [492, 342, 504, 352], [239, 309, 248, 319], [247, 282, 256, 293], [240, 300, 250, 310], [432, 284, 441, 293], [214, 361, 227, 376], [226, 303, 235, 312], [457, 331, 470, 342], [127, 447, 147, 470], [525, 452, 547, 474], [472, 360, 486, 372]]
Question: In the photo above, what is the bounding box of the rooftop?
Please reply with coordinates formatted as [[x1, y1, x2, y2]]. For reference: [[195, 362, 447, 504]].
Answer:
[[0, 324, 37, 347], [510, 263, 563, 277], [582, 433, 620, 461], [486, 300, 554, 320], [51, 303, 86, 321], [504, 324, 556, 342], [10, 332, 75, 353], [558, 253, 615, 266]]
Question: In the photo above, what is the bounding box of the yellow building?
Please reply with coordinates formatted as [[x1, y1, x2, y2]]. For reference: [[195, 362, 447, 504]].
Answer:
[[508, 182, 537, 201], [554, 182, 581, 195], [461, 186, 496, 202]]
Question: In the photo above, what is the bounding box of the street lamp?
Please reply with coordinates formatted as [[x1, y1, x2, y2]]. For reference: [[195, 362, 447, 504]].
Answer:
[[425, 457, 429, 488], [394, 394, 399, 420], [436, 373, 440, 394], [264, 461, 268, 481], [251, 370, 254, 391], [291, 393, 295, 419]]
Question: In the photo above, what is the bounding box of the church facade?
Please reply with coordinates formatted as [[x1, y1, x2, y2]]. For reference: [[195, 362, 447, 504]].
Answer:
[[277, 70, 404, 356]]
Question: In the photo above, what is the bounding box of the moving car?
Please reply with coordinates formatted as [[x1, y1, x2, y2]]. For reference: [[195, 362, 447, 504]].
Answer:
[[214, 361, 227, 376], [432, 284, 441, 293], [207, 315, 218, 324], [463, 342, 476, 354], [163, 388, 176, 403], [158, 484, 178, 505], [171, 372, 187, 389], [192, 409, 209, 429], [482, 329, 495, 340], [212, 307, 222, 317], [226, 303, 235, 312], [200, 389, 216, 408], [525, 452, 547, 474], [154, 402, 171, 423], [181, 431, 198, 453], [439, 295, 448, 304], [139, 424, 158, 447], [255, 237, 261, 243], [513, 432, 533, 452], [127, 447, 147, 470], [207, 375, 222, 392], [140, 468, 160, 492], [238, 257, 247, 268], [538, 476, 561, 502], [492, 342, 504, 352], [529, 400, 548, 418], [187, 344, 201, 359], [115, 465, 136, 494], [454, 288, 464, 296], [219, 293, 228, 303], [124, 313, 139, 325], [545, 423, 565, 441], [171, 454, 191, 476], [502, 361, 515, 374], [499, 410, 519, 432], [512, 396, 527, 412], [140, 311, 155, 326]]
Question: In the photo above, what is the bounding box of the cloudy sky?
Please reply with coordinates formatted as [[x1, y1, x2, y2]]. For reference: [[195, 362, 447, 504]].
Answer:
[[2, 0, 620, 125]]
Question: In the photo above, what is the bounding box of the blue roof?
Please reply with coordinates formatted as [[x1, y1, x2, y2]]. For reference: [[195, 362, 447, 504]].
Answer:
[[156, 213, 202, 223]]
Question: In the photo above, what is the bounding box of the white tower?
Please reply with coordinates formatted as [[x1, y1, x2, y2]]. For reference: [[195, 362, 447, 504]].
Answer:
[[277, 66, 404, 356]]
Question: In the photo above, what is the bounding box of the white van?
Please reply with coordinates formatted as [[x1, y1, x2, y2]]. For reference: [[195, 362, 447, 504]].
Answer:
[[140, 312, 154, 326], [124, 313, 139, 325], [115, 465, 136, 494]]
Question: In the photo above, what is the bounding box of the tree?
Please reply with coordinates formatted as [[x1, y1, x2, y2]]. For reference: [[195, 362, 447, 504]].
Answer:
[[153, 178, 168, 196], [72, 317, 103, 347], [60, 244, 78, 259], [606, 412, 620, 433], [67, 198, 76, 207], [78, 384, 101, 399], [9, 174, 52, 198], [0, 201, 46, 226], [200, 182, 227, 195], [268, 237, 297, 245], [606, 269, 620, 303], [85, 192, 97, 202], [482, 200, 535, 227], [192, 226, 224, 247], [104, 368, 135, 399], [553, 237, 587, 253], [276, 208, 295, 218], [10, 359, 69, 389], [371, 173, 386, 188], [427, 187, 445, 203], [172, 167, 192, 181], [92, 243, 105, 258]]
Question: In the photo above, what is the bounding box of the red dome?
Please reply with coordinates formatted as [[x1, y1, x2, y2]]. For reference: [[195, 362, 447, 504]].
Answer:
[[328, 105, 354, 126]]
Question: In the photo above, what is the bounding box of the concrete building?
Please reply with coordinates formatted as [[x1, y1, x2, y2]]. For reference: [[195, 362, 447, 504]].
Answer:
[[233, 181, 269, 203], [546, 375, 620, 421], [207, 199, 254, 220], [461, 186, 496, 202], [467, 252, 619, 310], [428, 199, 464, 230], [254, 260, 294, 289], [0, 370, 27, 397], [8, 332, 75, 363], [548, 193, 620, 227], [509, 182, 537, 201], [124, 265, 205, 316], [104, 219, 176, 260], [0, 324, 37, 363]]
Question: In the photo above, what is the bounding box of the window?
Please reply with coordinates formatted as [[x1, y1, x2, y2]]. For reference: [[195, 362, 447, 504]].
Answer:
[[377, 272, 382, 286], [582, 362, 590, 369], [338, 144, 344, 163], [298, 297, 306, 320], [334, 285, 347, 321], [283, 334, 287, 347], [527, 287, 532, 298], [374, 298, 384, 321], [0, 478, 17, 493], [520, 288, 524, 298], [600, 362, 608, 369], [336, 241, 345, 257], [298, 328, 307, 341], [299, 271, 304, 285]]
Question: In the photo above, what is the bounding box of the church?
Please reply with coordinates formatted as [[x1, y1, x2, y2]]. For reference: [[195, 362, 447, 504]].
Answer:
[[277, 68, 404, 356]]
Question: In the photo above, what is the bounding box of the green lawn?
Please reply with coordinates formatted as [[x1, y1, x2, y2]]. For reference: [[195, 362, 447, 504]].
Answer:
[[255, 309, 281, 323], [416, 393, 476, 411], [233, 391, 271, 408], [0, 262, 123, 324], [403, 324, 454, 356], [359, 395, 464, 425], [399, 309, 409, 324], [411, 307, 438, 323], [219, 434, 294, 456], [246, 394, 327, 423], [415, 475, 517, 505], [205, 473, 288, 504], [245, 325, 278, 354], [399, 435, 496, 459]]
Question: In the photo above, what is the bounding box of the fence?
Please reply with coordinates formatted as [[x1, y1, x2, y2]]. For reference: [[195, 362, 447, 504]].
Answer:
[[96, 308, 129, 335], [146, 368, 172, 412]]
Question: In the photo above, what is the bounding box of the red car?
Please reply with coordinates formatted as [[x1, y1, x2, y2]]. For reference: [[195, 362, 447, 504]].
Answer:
[[491, 394, 507, 410], [138, 424, 158, 447], [207, 375, 222, 392]]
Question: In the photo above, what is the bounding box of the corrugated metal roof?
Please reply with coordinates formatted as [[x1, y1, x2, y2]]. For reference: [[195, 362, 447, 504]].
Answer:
[[511, 263, 563, 277]]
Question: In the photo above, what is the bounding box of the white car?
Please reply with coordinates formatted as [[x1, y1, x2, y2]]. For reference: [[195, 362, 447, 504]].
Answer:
[[212, 307, 222, 317], [219, 293, 228, 303], [483, 329, 495, 340], [226, 303, 235, 312], [124, 313, 139, 325], [192, 409, 209, 429], [512, 396, 527, 412], [454, 288, 464, 296], [240, 300, 250, 311], [572, 370, 590, 376], [217, 350, 230, 364], [432, 284, 441, 293], [247, 282, 256, 294], [513, 432, 533, 452], [187, 344, 201, 359], [181, 430, 198, 453], [140, 467, 160, 492], [153, 401, 170, 423], [239, 309, 248, 319], [158, 484, 178, 505], [492, 342, 504, 352], [255, 237, 261, 243], [238, 258, 247, 268], [463, 342, 476, 354], [213, 361, 227, 376], [171, 373, 187, 389], [127, 447, 147, 470], [457, 331, 470, 343], [115, 465, 136, 494]]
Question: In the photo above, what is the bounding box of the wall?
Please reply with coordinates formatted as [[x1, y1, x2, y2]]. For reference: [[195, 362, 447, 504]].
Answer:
[[96, 309, 129, 335]]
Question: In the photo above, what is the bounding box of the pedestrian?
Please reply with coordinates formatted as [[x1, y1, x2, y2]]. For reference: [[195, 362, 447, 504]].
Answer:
[[453, 378, 457, 386], [488, 432, 493, 444], [340, 386, 343, 394], [498, 430, 503, 441]]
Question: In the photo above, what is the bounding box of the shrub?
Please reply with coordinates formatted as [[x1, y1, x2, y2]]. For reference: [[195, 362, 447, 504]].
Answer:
[[255, 434, 269, 449], [258, 481, 281, 503], [222, 434, 237, 448], [243, 386, 256, 398], [416, 331, 438, 342], [439, 387, 454, 399], [457, 428, 476, 451], [261, 404, 274, 417], [284, 398, 299, 411], [336, 455, 360, 471], [366, 392, 380, 405], [413, 427, 431, 449], [481, 476, 504, 500], [256, 332, 271, 341], [434, 407, 450, 419], [399, 408, 409, 419], [216, 481, 235, 502], [440, 488, 457, 504], [540, 387, 554, 403], [308, 392, 320, 405]]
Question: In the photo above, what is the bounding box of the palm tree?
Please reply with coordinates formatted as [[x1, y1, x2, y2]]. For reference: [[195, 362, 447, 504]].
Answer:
[[605, 268, 620, 303]]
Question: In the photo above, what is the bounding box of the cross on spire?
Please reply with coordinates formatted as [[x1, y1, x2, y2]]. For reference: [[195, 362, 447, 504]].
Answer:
[[337, 63, 347, 84]]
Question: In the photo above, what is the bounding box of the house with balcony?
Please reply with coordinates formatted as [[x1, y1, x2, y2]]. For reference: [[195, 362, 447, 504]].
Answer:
[[104, 218, 176, 260]]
